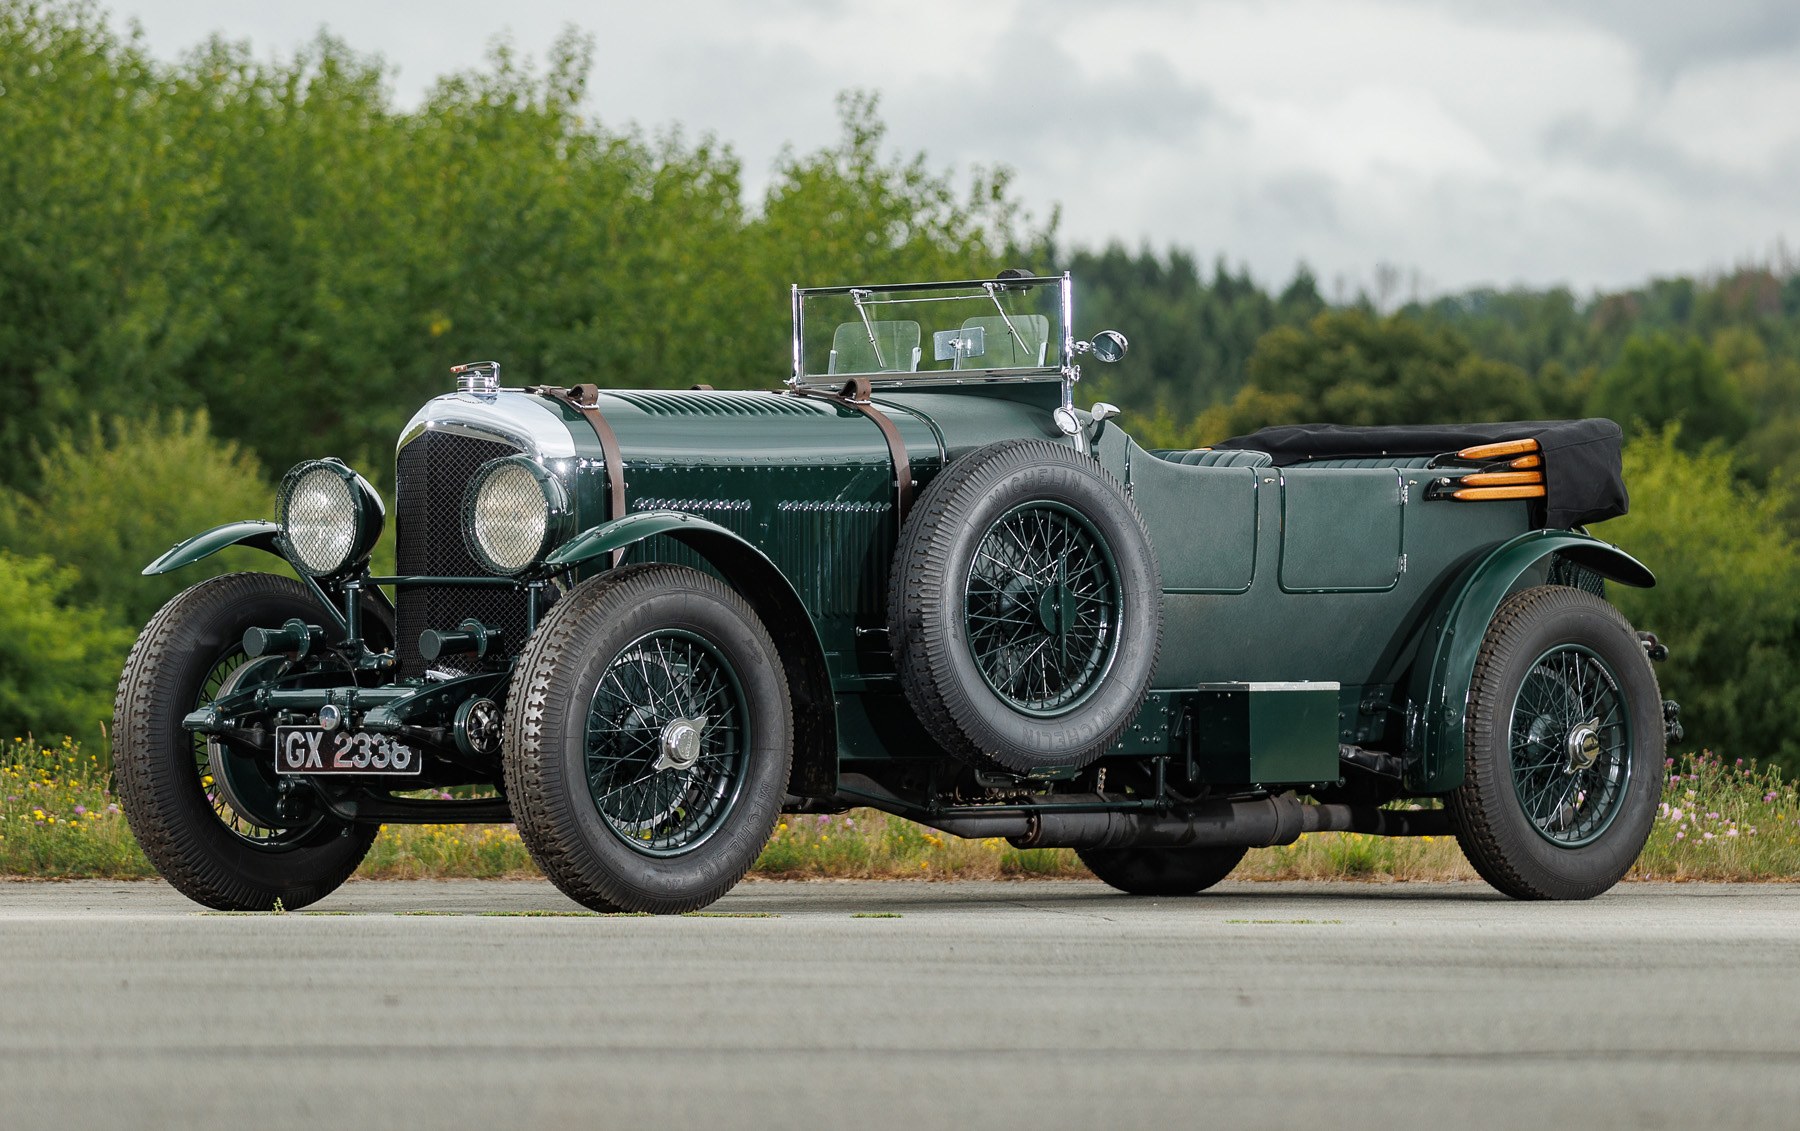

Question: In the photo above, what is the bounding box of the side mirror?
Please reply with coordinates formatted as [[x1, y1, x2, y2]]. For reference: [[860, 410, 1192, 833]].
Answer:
[[1089, 330, 1128, 363], [1073, 330, 1129, 364]]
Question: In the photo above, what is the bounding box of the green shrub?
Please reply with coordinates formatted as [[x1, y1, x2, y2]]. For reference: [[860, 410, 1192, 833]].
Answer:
[[1596, 429, 1800, 773], [0, 554, 134, 747], [0, 410, 281, 627]]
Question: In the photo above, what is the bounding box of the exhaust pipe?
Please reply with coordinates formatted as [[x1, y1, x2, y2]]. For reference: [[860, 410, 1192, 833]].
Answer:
[[1008, 793, 1450, 850], [837, 774, 1451, 850]]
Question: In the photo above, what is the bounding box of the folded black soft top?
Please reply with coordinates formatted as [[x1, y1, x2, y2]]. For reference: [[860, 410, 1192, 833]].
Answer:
[[1213, 418, 1627, 529]]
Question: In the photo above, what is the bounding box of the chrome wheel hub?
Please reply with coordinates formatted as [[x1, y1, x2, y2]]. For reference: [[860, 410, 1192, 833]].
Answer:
[[654, 715, 709, 773], [1565, 718, 1602, 774]]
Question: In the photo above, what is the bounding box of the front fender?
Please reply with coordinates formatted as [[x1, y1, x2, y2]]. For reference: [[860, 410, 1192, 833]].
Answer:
[[544, 509, 841, 799], [143, 520, 284, 576], [543, 510, 730, 570], [1404, 530, 1654, 793]]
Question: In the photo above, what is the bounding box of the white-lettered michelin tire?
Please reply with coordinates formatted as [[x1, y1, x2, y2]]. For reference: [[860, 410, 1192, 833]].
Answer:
[[113, 572, 380, 910], [889, 439, 1162, 776], [503, 564, 793, 914]]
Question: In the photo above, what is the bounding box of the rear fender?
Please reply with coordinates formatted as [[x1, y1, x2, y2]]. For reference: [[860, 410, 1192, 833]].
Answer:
[[1403, 530, 1654, 793], [546, 511, 838, 798]]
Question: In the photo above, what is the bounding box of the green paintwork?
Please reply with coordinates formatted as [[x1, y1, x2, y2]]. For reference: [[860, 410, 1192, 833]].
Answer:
[[545, 509, 827, 683], [1401, 529, 1653, 792], [1121, 443, 1535, 698], [1122, 455, 1258, 593], [1277, 469, 1405, 592], [142, 519, 283, 576], [1186, 683, 1342, 785], [545, 510, 749, 569]]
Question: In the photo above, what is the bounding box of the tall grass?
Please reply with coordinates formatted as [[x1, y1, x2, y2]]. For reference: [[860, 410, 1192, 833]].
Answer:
[[4, 740, 1797, 884], [0, 737, 154, 877]]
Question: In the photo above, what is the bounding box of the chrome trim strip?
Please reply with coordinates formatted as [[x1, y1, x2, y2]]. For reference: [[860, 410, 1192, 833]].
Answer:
[[789, 283, 803, 387]]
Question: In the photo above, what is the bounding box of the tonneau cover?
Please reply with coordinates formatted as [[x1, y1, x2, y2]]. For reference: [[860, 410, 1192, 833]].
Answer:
[[1213, 419, 1627, 528]]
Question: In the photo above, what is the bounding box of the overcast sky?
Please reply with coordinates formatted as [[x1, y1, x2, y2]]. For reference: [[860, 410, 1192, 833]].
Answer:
[[111, 0, 1800, 298]]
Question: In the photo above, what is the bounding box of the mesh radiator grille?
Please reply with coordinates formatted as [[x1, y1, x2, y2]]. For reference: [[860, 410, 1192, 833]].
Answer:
[[395, 431, 532, 678]]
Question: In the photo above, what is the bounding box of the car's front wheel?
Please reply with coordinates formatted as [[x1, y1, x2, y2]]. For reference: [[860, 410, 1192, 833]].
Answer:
[[503, 564, 793, 914], [113, 573, 378, 910], [1449, 585, 1664, 900]]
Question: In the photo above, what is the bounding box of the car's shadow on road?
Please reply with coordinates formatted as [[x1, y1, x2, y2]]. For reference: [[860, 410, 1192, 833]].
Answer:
[[710, 879, 1516, 916], [312, 877, 1755, 917]]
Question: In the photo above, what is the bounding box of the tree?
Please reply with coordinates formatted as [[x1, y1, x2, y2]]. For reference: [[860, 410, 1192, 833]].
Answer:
[[0, 411, 280, 626], [1588, 332, 1751, 448], [1073, 248, 1321, 425], [1200, 309, 1542, 438]]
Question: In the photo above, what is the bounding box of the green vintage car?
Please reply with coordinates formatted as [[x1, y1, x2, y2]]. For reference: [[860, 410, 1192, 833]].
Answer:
[[116, 273, 1676, 912]]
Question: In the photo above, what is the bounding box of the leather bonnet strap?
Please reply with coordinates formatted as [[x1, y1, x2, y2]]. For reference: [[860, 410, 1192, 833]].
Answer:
[[783, 377, 913, 532], [529, 383, 628, 565]]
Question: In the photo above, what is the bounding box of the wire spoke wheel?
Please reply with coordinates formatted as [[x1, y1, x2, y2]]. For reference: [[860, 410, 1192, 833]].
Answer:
[[195, 650, 320, 849], [1449, 583, 1662, 901], [584, 630, 749, 856], [1508, 644, 1631, 847], [505, 564, 792, 913], [890, 439, 1160, 775], [964, 501, 1120, 715]]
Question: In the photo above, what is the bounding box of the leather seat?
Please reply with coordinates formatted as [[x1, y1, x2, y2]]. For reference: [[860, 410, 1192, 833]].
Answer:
[[1287, 456, 1438, 469], [1151, 449, 1274, 469]]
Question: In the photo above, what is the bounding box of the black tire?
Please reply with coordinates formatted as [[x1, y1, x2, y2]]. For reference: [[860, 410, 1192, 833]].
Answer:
[[1449, 585, 1664, 900], [503, 564, 793, 914], [113, 572, 379, 911], [1079, 844, 1247, 896], [888, 439, 1162, 776]]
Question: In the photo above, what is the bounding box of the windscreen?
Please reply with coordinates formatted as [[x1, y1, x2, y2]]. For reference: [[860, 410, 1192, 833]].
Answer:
[[794, 276, 1069, 386]]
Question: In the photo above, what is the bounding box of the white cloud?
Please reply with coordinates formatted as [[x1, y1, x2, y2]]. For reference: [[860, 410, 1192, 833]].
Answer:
[[109, 0, 1800, 294]]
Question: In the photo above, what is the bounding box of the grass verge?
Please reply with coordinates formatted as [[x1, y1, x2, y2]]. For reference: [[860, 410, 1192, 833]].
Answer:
[[4, 739, 1796, 883]]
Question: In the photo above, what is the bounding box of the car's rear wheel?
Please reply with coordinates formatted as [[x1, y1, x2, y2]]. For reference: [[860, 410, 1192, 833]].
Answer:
[[1449, 585, 1663, 900], [503, 564, 793, 913], [113, 573, 378, 910], [1079, 844, 1247, 896], [888, 439, 1162, 776]]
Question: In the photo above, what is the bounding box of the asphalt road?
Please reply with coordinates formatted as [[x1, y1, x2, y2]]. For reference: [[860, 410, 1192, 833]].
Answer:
[[2, 879, 1798, 1131]]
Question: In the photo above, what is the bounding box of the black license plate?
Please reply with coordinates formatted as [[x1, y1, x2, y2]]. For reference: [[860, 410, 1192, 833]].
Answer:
[[275, 726, 421, 776]]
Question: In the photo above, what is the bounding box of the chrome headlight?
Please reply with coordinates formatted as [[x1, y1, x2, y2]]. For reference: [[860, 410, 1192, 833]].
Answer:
[[276, 459, 384, 577], [463, 456, 572, 576]]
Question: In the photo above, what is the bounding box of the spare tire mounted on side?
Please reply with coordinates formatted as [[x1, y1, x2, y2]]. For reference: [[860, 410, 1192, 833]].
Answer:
[[888, 439, 1163, 776]]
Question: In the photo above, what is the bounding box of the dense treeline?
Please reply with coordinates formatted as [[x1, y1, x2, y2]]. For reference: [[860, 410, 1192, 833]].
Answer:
[[4, 2, 1800, 773], [1074, 248, 1800, 469], [0, 2, 1045, 488]]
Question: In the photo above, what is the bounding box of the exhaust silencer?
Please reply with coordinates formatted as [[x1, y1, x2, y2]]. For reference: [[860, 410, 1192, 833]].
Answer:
[[1008, 793, 1451, 850]]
